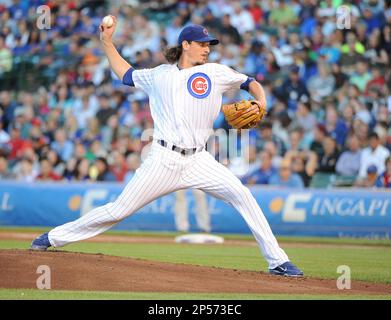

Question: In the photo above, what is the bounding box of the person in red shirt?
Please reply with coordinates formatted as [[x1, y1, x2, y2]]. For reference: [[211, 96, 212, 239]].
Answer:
[[109, 150, 127, 182], [365, 67, 385, 96], [36, 157, 61, 181], [8, 126, 33, 160], [247, 0, 263, 25]]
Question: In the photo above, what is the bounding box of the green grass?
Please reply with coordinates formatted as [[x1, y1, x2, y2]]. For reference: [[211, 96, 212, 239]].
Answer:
[[1, 239, 391, 284], [2, 226, 391, 246], [0, 288, 390, 300]]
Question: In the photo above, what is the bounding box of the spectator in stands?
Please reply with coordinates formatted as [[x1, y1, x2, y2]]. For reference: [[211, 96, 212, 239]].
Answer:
[[36, 157, 61, 181], [73, 94, 98, 131], [0, 91, 17, 130], [8, 125, 30, 160], [165, 16, 184, 47], [364, 31, 389, 67], [14, 157, 36, 182], [230, 2, 255, 35], [287, 127, 306, 152], [355, 164, 379, 188], [94, 157, 116, 182], [242, 150, 277, 186], [73, 158, 91, 181], [309, 123, 326, 160], [86, 139, 106, 162], [293, 101, 317, 135], [219, 14, 241, 45], [324, 104, 348, 147], [0, 116, 10, 147], [340, 32, 365, 74], [336, 135, 362, 177], [269, 0, 298, 26], [124, 152, 141, 183], [317, 135, 340, 173], [285, 149, 317, 187], [101, 114, 119, 150], [349, 59, 373, 92], [0, 154, 14, 179], [331, 63, 349, 90], [247, 0, 264, 26], [341, 103, 355, 131], [49, 85, 74, 113], [73, 141, 87, 161], [307, 63, 335, 102], [110, 150, 127, 182], [359, 132, 390, 178], [375, 156, 391, 188], [82, 117, 102, 146], [290, 154, 312, 187], [276, 65, 309, 111], [255, 120, 286, 155], [0, 36, 12, 76], [96, 93, 116, 127], [269, 158, 304, 188], [263, 141, 282, 168], [62, 157, 77, 181], [50, 128, 74, 162], [202, 7, 222, 33]]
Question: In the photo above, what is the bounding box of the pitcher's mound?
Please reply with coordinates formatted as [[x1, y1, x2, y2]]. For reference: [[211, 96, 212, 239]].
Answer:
[[0, 249, 390, 295]]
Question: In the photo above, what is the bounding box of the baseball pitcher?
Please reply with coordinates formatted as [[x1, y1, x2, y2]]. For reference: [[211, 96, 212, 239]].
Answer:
[[31, 16, 303, 277]]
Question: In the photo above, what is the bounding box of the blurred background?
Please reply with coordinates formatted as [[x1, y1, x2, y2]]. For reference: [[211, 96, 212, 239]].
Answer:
[[0, 0, 390, 190]]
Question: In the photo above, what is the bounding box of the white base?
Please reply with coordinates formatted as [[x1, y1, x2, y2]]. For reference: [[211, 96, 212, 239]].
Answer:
[[175, 233, 225, 244]]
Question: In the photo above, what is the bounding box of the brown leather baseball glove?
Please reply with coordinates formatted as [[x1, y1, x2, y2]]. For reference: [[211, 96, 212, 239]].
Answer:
[[221, 100, 267, 129]]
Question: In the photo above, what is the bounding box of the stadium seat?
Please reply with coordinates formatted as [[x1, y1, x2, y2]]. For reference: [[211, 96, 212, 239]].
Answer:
[[309, 173, 335, 189], [331, 175, 356, 188]]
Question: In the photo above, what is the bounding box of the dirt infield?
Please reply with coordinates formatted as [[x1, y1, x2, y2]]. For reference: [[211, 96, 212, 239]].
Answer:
[[1, 249, 391, 295]]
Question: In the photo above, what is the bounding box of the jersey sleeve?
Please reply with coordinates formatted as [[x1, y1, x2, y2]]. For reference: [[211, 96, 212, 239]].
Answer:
[[215, 64, 248, 93], [123, 68, 154, 93]]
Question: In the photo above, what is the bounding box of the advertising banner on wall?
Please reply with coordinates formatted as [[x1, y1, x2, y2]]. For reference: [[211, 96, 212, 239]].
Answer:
[[0, 182, 390, 238]]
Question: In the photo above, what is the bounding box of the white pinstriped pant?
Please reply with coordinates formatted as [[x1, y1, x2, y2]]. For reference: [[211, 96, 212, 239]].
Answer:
[[49, 141, 289, 268]]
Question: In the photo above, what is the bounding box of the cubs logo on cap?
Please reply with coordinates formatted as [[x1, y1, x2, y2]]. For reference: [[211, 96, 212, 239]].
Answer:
[[187, 72, 211, 99]]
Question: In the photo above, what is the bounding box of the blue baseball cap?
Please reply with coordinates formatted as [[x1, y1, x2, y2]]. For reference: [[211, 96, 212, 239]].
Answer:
[[367, 165, 377, 174], [177, 25, 219, 46]]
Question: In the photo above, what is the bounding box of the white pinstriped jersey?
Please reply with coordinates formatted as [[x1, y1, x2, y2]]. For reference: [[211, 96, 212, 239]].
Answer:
[[129, 63, 247, 148]]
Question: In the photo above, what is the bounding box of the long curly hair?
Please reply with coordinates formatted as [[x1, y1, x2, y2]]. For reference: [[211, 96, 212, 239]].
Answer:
[[164, 45, 183, 63]]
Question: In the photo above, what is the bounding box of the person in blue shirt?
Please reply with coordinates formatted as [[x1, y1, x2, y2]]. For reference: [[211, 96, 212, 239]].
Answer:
[[269, 158, 304, 188], [275, 65, 309, 111], [242, 150, 277, 185]]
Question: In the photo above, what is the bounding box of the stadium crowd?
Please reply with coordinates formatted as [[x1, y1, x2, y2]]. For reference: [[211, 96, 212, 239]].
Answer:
[[0, 0, 390, 189]]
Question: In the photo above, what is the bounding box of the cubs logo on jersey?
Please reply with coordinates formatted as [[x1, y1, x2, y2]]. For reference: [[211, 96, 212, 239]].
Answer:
[[187, 72, 211, 99]]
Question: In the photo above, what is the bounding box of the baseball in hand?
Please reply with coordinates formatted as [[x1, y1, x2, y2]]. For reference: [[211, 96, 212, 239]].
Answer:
[[102, 15, 114, 27]]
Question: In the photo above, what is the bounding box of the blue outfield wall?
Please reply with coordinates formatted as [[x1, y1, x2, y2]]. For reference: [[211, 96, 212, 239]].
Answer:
[[0, 181, 390, 238]]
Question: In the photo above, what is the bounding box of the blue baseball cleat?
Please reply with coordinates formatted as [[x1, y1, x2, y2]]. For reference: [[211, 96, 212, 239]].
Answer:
[[269, 261, 304, 277], [30, 232, 52, 251]]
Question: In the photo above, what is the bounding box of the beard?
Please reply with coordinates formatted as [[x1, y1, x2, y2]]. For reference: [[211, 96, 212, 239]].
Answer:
[[195, 57, 208, 66]]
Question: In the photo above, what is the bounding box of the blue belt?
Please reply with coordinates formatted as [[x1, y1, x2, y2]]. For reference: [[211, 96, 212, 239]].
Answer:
[[157, 140, 198, 156]]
